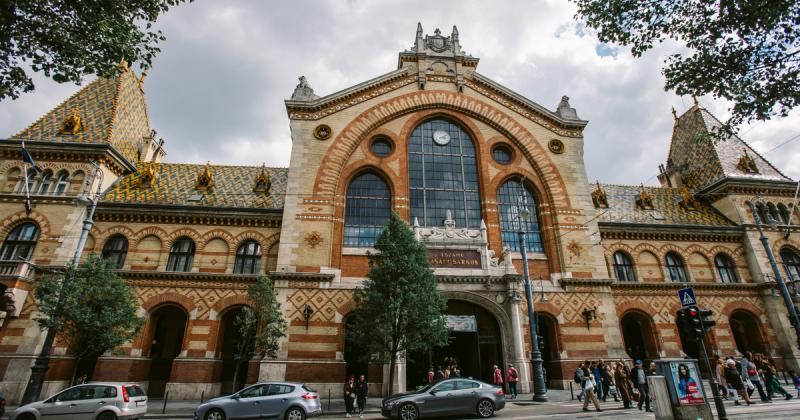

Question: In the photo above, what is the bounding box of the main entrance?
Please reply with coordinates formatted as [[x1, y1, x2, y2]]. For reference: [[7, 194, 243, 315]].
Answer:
[[730, 310, 767, 355], [620, 311, 660, 363], [145, 304, 187, 397], [217, 306, 250, 394], [537, 313, 560, 386], [407, 299, 504, 389]]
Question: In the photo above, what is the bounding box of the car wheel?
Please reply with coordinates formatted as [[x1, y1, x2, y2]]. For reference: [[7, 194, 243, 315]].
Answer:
[[476, 399, 495, 418], [399, 402, 419, 420], [97, 411, 118, 420], [285, 406, 306, 420], [205, 408, 226, 420]]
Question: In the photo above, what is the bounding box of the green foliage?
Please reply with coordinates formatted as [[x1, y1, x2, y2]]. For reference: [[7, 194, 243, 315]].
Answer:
[[349, 212, 449, 394], [236, 275, 286, 359], [0, 0, 191, 100], [34, 253, 143, 361], [573, 0, 800, 128]]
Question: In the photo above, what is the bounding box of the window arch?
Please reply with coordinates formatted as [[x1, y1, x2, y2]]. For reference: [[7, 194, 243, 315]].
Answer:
[[166, 237, 195, 272], [344, 171, 391, 247], [54, 170, 70, 195], [0, 222, 40, 261], [234, 240, 262, 274], [714, 253, 738, 283], [612, 251, 636, 282], [37, 170, 53, 194], [16, 168, 36, 193], [408, 118, 481, 228], [780, 247, 800, 281], [665, 252, 687, 282], [777, 203, 791, 225], [497, 179, 543, 253], [102, 235, 129, 269]]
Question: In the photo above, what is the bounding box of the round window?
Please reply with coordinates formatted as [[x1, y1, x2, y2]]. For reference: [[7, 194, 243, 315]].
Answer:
[[492, 145, 513, 164], [370, 137, 393, 157]]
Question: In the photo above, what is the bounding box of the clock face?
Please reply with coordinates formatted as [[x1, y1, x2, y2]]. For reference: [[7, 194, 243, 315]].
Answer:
[[432, 130, 451, 146]]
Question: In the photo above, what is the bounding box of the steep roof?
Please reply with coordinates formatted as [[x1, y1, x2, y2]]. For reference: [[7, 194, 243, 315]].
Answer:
[[10, 65, 150, 165], [665, 105, 791, 192], [101, 162, 287, 210], [596, 184, 735, 227]]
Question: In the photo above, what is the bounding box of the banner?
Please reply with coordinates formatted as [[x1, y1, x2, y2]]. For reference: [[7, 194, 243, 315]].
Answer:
[[444, 315, 477, 332]]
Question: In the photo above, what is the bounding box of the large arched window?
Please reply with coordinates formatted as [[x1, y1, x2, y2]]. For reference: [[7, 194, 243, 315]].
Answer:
[[234, 240, 262, 274], [344, 172, 391, 247], [665, 252, 687, 282], [497, 179, 543, 252], [781, 247, 800, 281], [102, 235, 129, 269], [714, 253, 738, 283], [166, 237, 195, 272], [612, 251, 636, 282], [408, 119, 481, 228], [0, 222, 39, 261]]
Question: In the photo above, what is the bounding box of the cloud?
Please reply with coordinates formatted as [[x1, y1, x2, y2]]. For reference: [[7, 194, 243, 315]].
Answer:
[[1, 0, 797, 184]]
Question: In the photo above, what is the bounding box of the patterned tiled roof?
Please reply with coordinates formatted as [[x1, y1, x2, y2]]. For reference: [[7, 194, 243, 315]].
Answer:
[[596, 184, 735, 227], [102, 162, 287, 210], [9, 67, 149, 164]]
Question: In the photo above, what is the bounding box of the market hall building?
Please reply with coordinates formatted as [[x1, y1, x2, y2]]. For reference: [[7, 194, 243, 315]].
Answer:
[[0, 25, 799, 402]]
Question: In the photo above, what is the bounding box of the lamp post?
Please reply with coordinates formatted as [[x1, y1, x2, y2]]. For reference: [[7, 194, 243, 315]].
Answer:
[[748, 200, 800, 350], [22, 161, 102, 404], [516, 193, 548, 402]]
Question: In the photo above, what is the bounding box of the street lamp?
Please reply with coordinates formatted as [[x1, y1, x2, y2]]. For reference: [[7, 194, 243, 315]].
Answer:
[[515, 189, 548, 402], [22, 161, 103, 404], [748, 199, 800, 350]]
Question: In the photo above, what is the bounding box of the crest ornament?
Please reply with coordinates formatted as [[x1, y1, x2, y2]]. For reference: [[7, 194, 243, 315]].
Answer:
[[548, 139, 565, 154], [138, 164, 157, 188], [736, 148, 759, 174], [253, 164, 271, 193], [59, 110, 82, 135], [313, 124, 332, 140], [635, 184, 654, 210], [304, 231, 323, 249], [195, 161, 214, 190], [591, 181, 608, 208]]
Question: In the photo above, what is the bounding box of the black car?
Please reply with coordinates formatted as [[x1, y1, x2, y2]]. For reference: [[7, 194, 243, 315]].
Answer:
[[381, 378, 505, 420]]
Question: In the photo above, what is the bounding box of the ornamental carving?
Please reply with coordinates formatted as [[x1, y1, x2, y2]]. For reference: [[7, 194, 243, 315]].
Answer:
[[59, 110, 82, 135], [413, 211, 484, 242], [591, 181, 608, 208], [566, 240, 583, 257], [138, 165, 156, 188], [304, 231, 323, 249], [253, 164, 271, 193], [678, 187, 698, 210], [736, 149, 759, 174], [313, 124, 332, 140], [548, 139, 565, 154], [635, 185, 654, 210], [195, 162, 214, 190]]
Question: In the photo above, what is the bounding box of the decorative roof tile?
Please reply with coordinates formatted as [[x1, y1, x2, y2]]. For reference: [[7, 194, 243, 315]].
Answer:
[[102, 162, 287, 210]]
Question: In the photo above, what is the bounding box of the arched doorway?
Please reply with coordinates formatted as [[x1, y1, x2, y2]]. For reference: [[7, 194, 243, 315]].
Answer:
[[217, 306, 252, 394], [537, 313, 561, 387], [620, 311, 660, 363], [344, 314, 369, 381], [406, 299, 504, 389], [146, 305, 187, 397], [729, 310, 767, 355]]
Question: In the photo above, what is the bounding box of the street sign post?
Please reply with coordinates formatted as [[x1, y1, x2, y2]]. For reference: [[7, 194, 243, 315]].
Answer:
[[678, 287, 697, 307]]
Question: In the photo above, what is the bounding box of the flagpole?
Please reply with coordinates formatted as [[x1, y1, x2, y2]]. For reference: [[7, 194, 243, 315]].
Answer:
[[21, 142, 32, 213]]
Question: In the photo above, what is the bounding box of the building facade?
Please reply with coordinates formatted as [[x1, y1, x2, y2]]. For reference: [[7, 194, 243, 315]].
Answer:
[[0, 25, 799, 403]]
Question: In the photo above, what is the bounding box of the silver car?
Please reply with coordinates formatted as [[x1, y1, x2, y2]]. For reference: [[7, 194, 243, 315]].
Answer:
[[194, 382, 322, 420], [11, 382, 147, 420], [382, 378, 505, 420]]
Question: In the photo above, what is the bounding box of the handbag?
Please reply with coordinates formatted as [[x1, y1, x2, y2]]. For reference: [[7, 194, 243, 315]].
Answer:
[[745, 379, 755, 391], [631, 388, 640, 402], [747, 367, 757, 377], [609, 385, 618, 397]]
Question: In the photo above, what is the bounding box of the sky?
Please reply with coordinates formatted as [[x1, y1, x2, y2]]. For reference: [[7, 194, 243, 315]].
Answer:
[[1, 0, 798, 185]]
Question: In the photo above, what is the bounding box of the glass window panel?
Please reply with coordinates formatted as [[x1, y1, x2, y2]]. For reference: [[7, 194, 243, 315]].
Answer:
[[0, 222, 40, 261], [714, 254, 738, 283], [234, 240, 262, 274], [167, 238, 195, 272], [780, 248, 800, 282], [102, 235, 128, 269], [665, 253, 687, 282], [497, 180, 543, 252], [613, 251, 636, 282], [344, 172, 391, 247]]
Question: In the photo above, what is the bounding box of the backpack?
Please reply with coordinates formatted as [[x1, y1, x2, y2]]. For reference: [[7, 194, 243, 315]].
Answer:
[[511, 368, 518, 380], [574, 369, 583, 384]]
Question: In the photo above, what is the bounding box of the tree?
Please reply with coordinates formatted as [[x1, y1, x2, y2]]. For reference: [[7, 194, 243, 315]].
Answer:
[[34, 253, 143, 381], [349, 212, 449, 395], [0, 0, 191, 100], [572, 0, 800, 128], [230, 275, 287, 391]]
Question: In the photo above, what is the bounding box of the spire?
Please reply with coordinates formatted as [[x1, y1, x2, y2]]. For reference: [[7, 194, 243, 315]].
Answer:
[[291, 75, 318, 101], [451, 25, 461, 53]]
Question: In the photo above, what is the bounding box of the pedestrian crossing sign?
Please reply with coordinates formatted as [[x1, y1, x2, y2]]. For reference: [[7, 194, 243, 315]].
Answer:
[[678, 287, 697, 307]]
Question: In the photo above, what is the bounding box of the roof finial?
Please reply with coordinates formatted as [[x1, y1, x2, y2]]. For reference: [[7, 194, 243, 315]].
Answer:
[[671, 107, 678, 121], [416, 22, 423, 38], [692, 94, 699, 108], [137, 69, 148, 90], [291, 75, 318, 101]]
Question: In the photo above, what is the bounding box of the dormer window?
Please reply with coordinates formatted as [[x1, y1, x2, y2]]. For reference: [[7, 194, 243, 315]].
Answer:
[[678, 187, 697, 211], [591, 181, 608, 208], [195, 162, 214, 191], [253, 164, 271, 193], [736, 149, 759, 174], [635, 185, 654, 210]]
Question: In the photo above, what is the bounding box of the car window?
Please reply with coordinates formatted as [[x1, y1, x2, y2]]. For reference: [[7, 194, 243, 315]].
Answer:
[[239, 385, 268, 398], [432, 381, 456, 392], [455, 380, 479, 390], [268, 384, 295, 395], [125, 385, 146, 397], [301, 385, 316, 393], [54, 386, 87, 402]]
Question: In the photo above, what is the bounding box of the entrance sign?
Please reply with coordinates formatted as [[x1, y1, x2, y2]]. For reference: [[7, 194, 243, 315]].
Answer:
[[669, 361, 705, 405], [677, 287, 697, 307], [444, 315, 477, 332], [428, 249, 482, 268]]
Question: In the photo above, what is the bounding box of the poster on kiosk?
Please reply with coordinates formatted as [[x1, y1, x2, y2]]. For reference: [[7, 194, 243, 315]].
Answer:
[[669, 361, 705, 405]]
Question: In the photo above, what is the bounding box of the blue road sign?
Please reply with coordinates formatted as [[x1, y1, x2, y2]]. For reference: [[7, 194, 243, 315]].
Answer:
[[678, 287, 697, 308]]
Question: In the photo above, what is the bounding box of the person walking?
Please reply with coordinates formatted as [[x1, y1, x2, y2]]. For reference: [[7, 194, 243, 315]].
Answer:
[[724, 359, 754, 406], [601, 362, 618, 402], [741, 352, 770, 402], [506, 364, 519, 399], [433, 366, 444, 382], [614, 362, 632, 408], [715, 356, 729, 400], [355, 374, 369, 418], [631, 360, 652, 412], [426, 367, 434, 384], [592, 361, 604, 402], [343, 375, 357, 418], [580, 363, 602, 412], [492, 364, 504, 388], [451, 365, 461, 378], [765, 362, 793, 400], [790, 370, 800, 397], [575, 362, 586, 402]]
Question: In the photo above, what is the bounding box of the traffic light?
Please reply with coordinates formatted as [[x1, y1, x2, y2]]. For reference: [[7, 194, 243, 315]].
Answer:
[[676, 306, 715, 341], [688, 307, 704, 338], [699, 308, 715, 331], [676, 308, 695, 340]]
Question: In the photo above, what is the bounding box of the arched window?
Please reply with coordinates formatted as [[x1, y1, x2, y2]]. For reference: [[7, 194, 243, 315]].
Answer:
[[665, 252, 687, 282], [344, 172, 391, 247], [612, 251, 636, 282], [497, 179, 543, 252], [715, 253, 738, 283], [16, 168, 36, 193], [0, 222, 39, 261], [166, 237, 195, 272], [102, 235, 129, 269], [754, 203, 769, 224], [234, 240, 262, 274], [408, 119, 481, 228], [777, 203, 791, 225], [37, 170, 53, 194], [54, 170, 70, 195], [780, 247, 800, 281]]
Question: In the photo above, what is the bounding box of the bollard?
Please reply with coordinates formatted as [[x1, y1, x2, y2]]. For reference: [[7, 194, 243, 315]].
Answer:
[[162, 391, 169, 414], [328, 388, 331, 412], [201, 390, 205, 404], [569, 382, 574, 400]]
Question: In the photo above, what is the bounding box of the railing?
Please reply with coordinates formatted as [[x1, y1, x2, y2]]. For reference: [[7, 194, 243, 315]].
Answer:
[[0, 260, 35, 282]]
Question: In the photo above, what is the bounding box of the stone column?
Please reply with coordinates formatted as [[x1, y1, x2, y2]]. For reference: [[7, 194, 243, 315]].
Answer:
[[508, 295, 531, 393]]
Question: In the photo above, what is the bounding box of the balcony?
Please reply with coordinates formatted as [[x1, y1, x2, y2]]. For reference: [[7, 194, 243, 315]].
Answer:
[[0, 260, 35, 283], [0, 260, 36, 318]]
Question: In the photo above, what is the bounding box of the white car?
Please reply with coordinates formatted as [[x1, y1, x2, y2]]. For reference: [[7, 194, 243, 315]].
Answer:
[[11, 383, 147, 420]]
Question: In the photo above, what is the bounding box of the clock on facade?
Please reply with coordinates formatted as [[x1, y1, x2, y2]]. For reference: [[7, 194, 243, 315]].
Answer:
[[432, 130, 451, 145]]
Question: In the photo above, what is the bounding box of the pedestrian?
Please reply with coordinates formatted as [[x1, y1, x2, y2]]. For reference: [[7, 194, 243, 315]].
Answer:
[[631, 359, 652, 412], [492, 364, 504, 388], [427, 367, 434, 384], [355, 374, 368, 418], [580, 363, 602, 412], [444, 365, 451, 379], [592, 361, 604, 401], [506, 364, 519, 399], [574, 361, 586, 402], [614, 362, 632, 408], [790, 370, 800, 397], [601, 362, 616, 402], [765, 362, 792, 400], [741, 352, 771, 402], [724, 359, 753, 406], [451, 365, 461, 378], [433, 366, 444, 382], [344, 375, 357, 418], [715, 356, 729, 400]]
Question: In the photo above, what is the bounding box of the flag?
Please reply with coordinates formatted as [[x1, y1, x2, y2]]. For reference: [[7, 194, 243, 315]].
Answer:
[[20, 142, 39, 214], [21, 142, 41, 174]]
